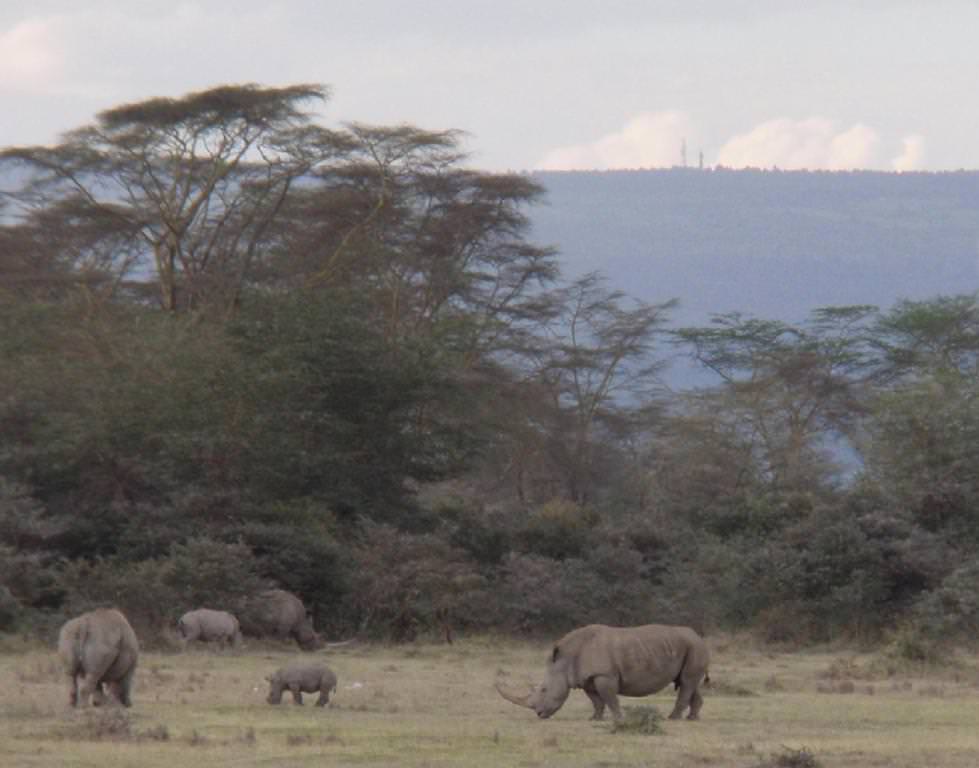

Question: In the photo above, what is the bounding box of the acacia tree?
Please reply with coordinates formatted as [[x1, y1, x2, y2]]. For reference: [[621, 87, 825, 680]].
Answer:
[[640, 389, 762, 524], [273, 123, 559, 355], [263, 124, 563, 503], [863, 295, 979, 541], [674, 306, 877, 490], [1, 83, 346, 314], [532, 273, 676, 504], [870, 294, 979, 380]]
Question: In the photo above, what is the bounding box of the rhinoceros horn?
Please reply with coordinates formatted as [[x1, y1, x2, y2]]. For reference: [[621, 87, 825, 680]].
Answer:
[[495, 681, 534, 708]]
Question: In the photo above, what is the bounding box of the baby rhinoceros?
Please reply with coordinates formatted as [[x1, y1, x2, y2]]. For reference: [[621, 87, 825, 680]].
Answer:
[[266, 663, 337, 707]]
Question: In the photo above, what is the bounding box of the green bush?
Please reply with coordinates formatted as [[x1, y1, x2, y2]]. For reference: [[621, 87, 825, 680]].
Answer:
[[516, 500, 597, 560], [915, 559, 979, 636], [497, 553, 610, 633], [159, 537, 265, 611], [437, 500, 515, 566], [342, 522, 487, 640], [0, 545, 64, 614], [57, 537, 264, 641], [239, 510, 348, 633], [883, 622, 944, 664]]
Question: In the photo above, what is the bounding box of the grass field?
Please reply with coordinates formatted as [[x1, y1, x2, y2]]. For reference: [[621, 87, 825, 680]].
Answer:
[[1, 633, 977, 767]]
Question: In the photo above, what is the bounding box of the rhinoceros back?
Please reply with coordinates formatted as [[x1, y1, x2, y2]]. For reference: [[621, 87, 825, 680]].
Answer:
[[238, 589, 305, 638], [179, 608, 239, 641], [561, 623, 708, 697]]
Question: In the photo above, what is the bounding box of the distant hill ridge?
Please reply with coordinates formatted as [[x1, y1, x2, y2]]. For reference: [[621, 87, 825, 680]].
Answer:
[[528, 168, 979, 328]]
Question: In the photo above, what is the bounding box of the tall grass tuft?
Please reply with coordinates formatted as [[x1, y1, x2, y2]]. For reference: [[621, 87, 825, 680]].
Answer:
[[754, 746, 820, 768], [610, 705, 663, 735]]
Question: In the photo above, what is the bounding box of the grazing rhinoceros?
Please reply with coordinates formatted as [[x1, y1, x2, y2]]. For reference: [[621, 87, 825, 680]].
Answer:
[[237, 589, 324, 651], [177, 608, 242, 649], [496, 624, 710, 721], [57, 608, 139, 708], [266, 663, 338, 706]]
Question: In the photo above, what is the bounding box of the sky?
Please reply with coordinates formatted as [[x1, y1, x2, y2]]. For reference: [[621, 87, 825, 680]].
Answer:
[[2, 1, 978, 172]]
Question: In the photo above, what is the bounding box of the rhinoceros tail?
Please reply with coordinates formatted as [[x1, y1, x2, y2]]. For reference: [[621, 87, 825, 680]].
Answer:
[[673, 640, 711, 689], [674, 667, 710, 689], [59, 617, 89, 675]]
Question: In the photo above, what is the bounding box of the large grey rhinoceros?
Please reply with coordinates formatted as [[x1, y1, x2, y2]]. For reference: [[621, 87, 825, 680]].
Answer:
[[237, 589, 324, 651], [57, 608, 139, 708], [496, 624, 710, 721], [177, 608, 242, 649]]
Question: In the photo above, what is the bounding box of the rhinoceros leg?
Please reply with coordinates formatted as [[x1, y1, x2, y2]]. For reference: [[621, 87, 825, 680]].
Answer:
[[78, 673, 104, 706], [66, 672, 80, 707], [290, 685, 303, 705], [581, 681, 606, 720], [669, 682, 695, 719], [91, 683, 109, 706], [585, 690, 606, 720], [687, 688, 703, 720], [115, 668, 136, 707], [591, 675, 623, 721], [79, 653, 116, 707]]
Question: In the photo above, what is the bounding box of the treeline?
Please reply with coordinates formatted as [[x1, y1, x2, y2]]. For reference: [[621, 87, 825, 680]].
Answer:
[[1, 85, 977, 650]]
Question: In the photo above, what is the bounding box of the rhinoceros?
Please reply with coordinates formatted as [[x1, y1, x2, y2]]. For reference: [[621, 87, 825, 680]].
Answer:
[[496, 624, 710, 721], [57, 608, 139, 708], [177, 608, 242, 649], [266, 663, 338, 706], [237, 589, 324, 650]]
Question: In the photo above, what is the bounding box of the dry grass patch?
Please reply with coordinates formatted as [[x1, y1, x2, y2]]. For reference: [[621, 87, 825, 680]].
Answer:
[[707, 678, 759, 697], [0, 636, 977, 767]]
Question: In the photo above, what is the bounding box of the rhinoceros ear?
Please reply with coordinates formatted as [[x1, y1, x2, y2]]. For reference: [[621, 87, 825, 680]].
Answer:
[[551, 646, 560, 662]]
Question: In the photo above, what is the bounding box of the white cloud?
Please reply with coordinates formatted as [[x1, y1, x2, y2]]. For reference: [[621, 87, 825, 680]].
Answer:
[[828, 123, 881, 169], [717, 117, 882, 170], [537, 113, 920, 173], [536, 111, 694, 170], [891, 134, 925, 171], [0, 17, 64, 90]]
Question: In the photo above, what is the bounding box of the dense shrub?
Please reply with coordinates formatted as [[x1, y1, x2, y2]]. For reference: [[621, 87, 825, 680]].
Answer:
[[158, 538, 265, 612], [911, 558, 979, 641], [437, 500, 515, 566], [0, 545, 64, 614], [236, 498, 349, 631], [57, 538, 264, 641], [496, 552, 644, 634], [343, 523, 487, 640], [648, 534, 748, 634], [515, 499, 599, 560]]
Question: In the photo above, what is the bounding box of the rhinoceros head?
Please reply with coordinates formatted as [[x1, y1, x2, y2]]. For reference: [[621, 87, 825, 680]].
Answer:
[[266, 674, 285, 704], [496, 646, 572, 719], [295, 621, 325, 651]]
